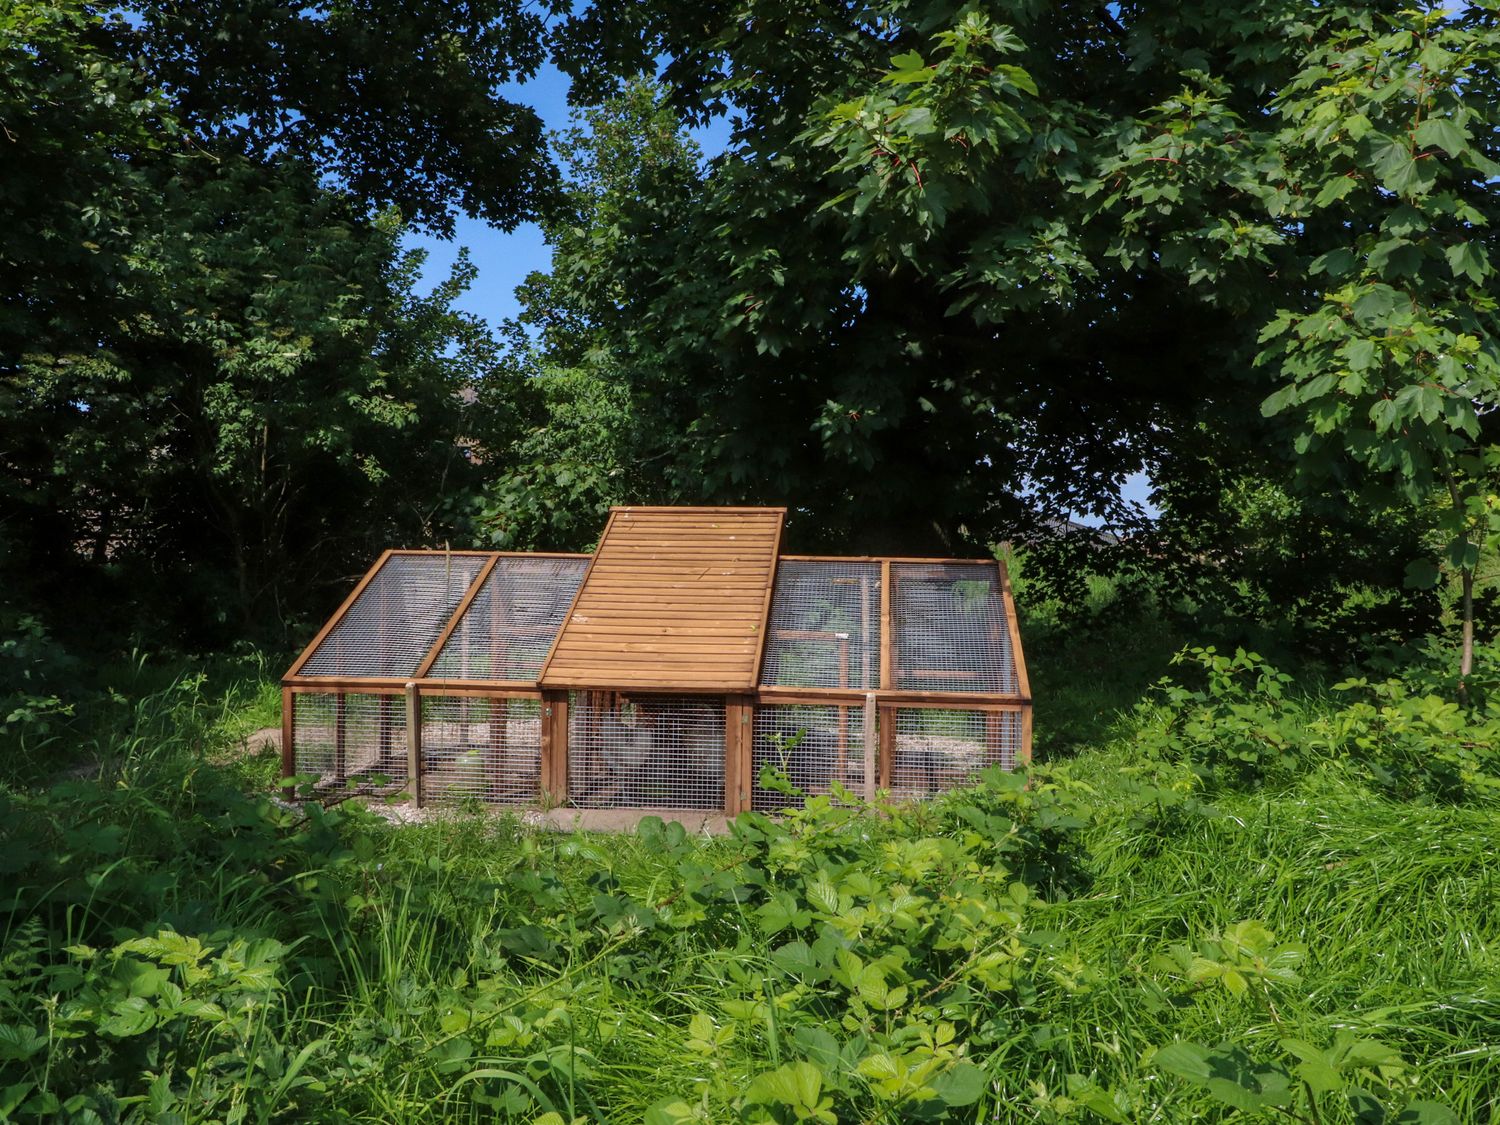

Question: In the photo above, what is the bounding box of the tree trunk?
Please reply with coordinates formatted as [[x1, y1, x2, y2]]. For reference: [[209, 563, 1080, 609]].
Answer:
[[1459, 562, 1474, 707]]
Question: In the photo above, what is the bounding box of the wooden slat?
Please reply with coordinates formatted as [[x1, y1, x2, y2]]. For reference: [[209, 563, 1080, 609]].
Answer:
[[535, 511, 616, 686], [284, 550, 397, 679], [998, 559, 1032, 702], [412, 553, 501, 679], [540, 507, 783, 693]]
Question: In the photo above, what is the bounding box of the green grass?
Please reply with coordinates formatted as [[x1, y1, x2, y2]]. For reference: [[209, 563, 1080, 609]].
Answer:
[[2, 634, 1497, 1123]]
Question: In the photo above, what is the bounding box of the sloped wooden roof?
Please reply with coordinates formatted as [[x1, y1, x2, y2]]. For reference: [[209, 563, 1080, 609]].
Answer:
[[537, 506, 785, 692]]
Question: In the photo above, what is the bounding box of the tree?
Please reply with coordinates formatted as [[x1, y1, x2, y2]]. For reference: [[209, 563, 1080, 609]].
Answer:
[[543, 0, 1496, 659], [472, 81, 707, 550], [112, 0, 561, 234], [1, 3, 535, 646]]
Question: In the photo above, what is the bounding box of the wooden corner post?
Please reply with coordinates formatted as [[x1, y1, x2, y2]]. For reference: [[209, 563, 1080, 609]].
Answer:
[[281, 687, 295, 799]]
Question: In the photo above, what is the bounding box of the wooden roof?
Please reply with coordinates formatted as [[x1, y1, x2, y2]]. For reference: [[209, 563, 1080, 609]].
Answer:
[[537, 506, 785, 693]]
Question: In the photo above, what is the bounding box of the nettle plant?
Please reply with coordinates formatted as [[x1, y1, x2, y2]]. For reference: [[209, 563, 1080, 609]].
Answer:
[[1152, 921, 1458, 1124]]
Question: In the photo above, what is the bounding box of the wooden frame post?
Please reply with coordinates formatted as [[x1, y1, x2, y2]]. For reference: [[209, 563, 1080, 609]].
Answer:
[[877, 704, 896, 790], [725, 695, 753, 815], [540, 690, 569, 805], [862, 693, 877, 802], [880, 560, 893, 690], [281, 687, 295, 800], [405, 682, 423, 808]]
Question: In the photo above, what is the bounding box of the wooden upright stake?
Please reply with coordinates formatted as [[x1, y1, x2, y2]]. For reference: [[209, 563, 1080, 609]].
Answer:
[[540, 691, 569, 805], [333, 692, 347, 782], [405, 682, 423, 808], [862, 693, 877, 802], [877, 704, 896, 790], [724, 696, 753, 815]]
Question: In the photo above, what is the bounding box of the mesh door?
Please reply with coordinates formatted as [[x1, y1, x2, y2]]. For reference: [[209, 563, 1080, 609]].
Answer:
[[299, 554, 490, 678], [427, 557, 588, 681], [891, 563, 1017, 693], [568, 693, 725, 809], [291, 692, 406, 789], [761, 561, 882, 689], [420, 695, 541, 804], [888, 708, 1021, 799], [752, 703, 869, 811]]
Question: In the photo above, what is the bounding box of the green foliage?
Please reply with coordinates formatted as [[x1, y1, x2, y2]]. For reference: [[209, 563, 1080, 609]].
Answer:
[[5, 638, 1500, 1120], [1138, 644, 1500, 802], [1, 3, 528, 648]]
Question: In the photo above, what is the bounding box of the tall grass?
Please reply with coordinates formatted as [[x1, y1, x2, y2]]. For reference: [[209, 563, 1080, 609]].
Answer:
[[2, 640, 1497, 1122]]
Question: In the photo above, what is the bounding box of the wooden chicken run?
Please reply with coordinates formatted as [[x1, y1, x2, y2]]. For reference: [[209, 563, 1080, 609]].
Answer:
[[281, 507, 1031, 813]]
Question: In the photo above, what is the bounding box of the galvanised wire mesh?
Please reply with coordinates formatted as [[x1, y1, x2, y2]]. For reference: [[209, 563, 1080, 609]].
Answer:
[[891, 563, 1016, 694], [568, 693, 724, 809], [291, 691, 406, 789], [888, 707, 1021, 799], [420, 695, 541, 804], [752, 703, 869, 811], [299, 553, 490, 678], [427, 557, 588, 682], [761, 561, 882, 689]]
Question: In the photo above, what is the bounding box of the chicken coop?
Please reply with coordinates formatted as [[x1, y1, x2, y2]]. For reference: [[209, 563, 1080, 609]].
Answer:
[[281, 506, 1031, 814]]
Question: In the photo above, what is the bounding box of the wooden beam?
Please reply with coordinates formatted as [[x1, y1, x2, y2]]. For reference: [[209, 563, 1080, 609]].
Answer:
[[284, 549, 395, 679], [412, 552, 500, 679], [535, 511, 615, 686], [750, 517, 785, 688]]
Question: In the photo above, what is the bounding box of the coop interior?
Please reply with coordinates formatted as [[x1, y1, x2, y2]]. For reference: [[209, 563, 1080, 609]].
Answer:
[[282, 506, 1030, 814]]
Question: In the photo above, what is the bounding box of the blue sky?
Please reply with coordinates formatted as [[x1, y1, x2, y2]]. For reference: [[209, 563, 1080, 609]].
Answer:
[[401, 63, 733, 326]]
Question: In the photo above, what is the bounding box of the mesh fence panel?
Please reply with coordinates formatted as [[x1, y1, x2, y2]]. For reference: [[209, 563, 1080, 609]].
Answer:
[[427, 557, 587, 682], [888, 707, 1021, 799], [299, 554, 490, 678], [891, 563, 1016, 694], [420, 695, 541, 804], [568, 693, 724, 809], [761, 561, 882, 689], [752, 703, 869, 811], [291, 692, 406, 790]]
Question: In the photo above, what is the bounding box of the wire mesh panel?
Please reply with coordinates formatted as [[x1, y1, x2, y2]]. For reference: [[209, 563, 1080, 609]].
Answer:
[[891, 563, 1017, 694], [291, 691, 406, 789], [427, 557, 588, 682], [567, 693, 725, 809], [888, 708, 1021, 799], [761, 561, 882, 689], [752, 703, 869, 811], [420, 695, 541, 804], [299, 554, 490, 678]]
